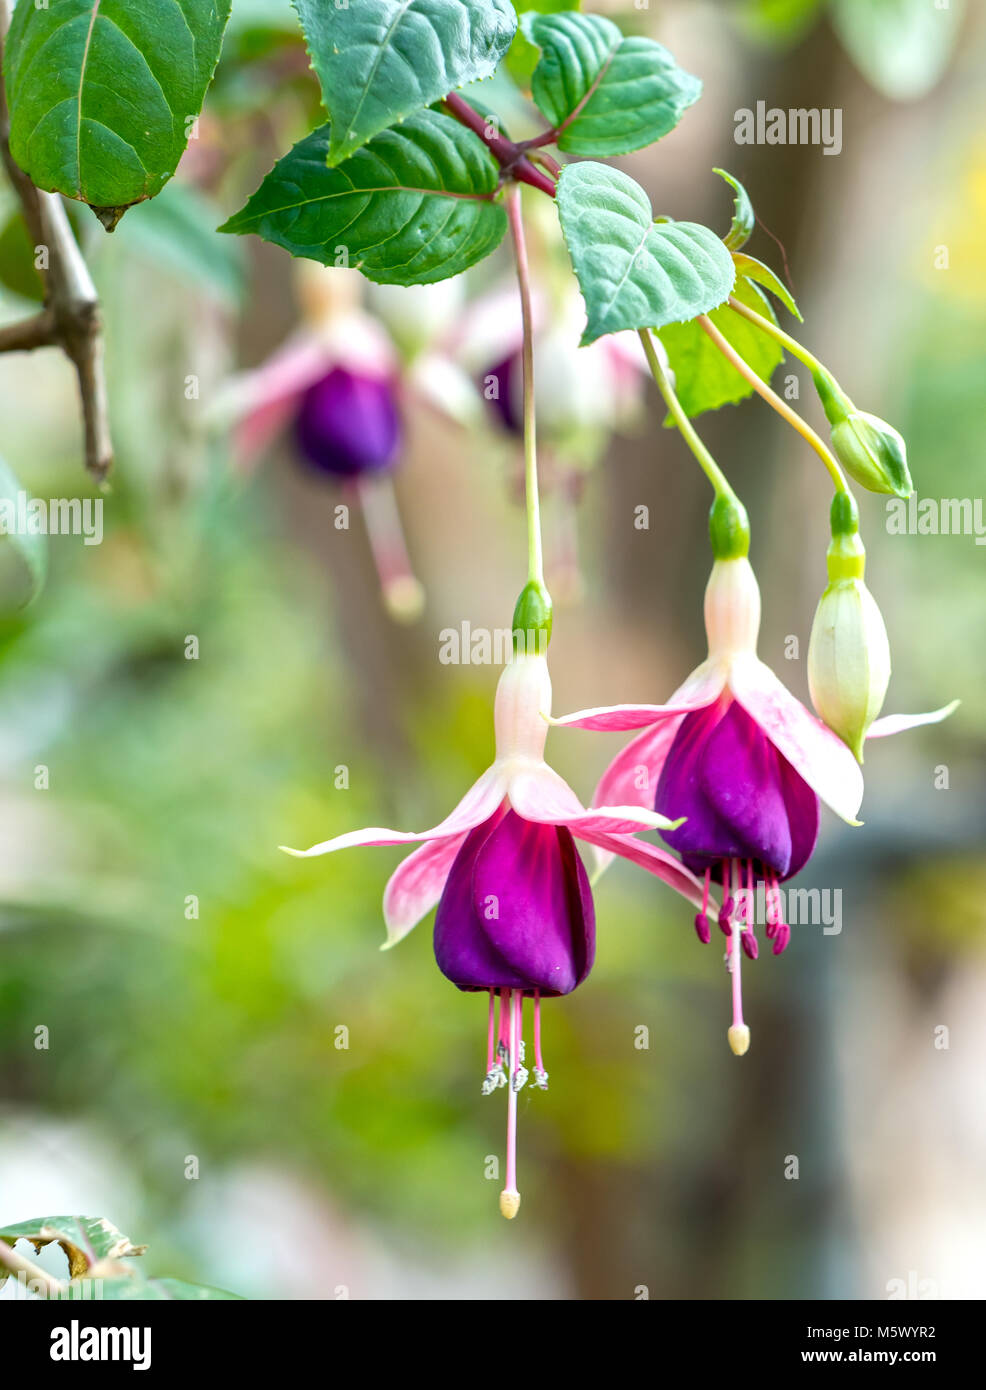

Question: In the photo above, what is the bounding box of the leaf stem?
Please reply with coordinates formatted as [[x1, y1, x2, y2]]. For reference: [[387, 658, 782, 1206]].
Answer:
[[637, 329, 738, 503], [507, 186, 544, 587], [696, 314, 849, 493], [442, 93, 557, 198]]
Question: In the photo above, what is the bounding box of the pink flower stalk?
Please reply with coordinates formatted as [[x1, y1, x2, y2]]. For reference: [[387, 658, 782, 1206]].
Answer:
[[553, 555, 955, 1056], [282, 648, 709, 1217]]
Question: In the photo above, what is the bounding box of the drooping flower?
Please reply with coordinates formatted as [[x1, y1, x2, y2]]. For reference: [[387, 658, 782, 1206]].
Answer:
[[807, 493, 891, 759], [212, 264, 480, 621], [552, 542, 955, 1056], [282, 632, 708, 1217]]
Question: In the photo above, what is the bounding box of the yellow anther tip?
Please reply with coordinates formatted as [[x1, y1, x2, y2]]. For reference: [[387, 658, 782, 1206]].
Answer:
[[499, 1190, 521, 1220], [728, 1024, 751, 1057]]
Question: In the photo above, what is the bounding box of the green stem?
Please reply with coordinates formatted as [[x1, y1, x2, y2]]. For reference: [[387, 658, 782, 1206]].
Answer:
[[726, 295, 824, 374], [507, 186, 544, 587], [638, 329, 738, 503], [697, 314, 850, 494]]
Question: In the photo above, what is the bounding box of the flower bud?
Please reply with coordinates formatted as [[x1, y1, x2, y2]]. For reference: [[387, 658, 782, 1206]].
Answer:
[[807, 496, 890, 761], [831, 412, 912, 498], [813, 371, 912, 498]]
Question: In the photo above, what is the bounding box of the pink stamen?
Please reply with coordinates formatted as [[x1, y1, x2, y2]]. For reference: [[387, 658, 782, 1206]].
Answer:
[[728, 858, 745, 1031], [356, 474, 424, 622], [498, 989, 510, 1055], [487, 988, 496, 1072], [534, 990, 544, 1073], [500, 988, 521, 1218]]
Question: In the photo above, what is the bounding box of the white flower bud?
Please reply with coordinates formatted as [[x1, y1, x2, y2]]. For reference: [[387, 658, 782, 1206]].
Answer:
[[808, 577, 890, 761]]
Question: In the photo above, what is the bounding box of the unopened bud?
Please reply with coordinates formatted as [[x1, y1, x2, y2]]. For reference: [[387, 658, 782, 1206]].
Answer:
[[814, 371, 912, 498], [808, 495, 890, 761]]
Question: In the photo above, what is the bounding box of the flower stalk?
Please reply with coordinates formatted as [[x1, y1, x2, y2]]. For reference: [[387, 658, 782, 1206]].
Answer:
[[696, 313, 850, 495]]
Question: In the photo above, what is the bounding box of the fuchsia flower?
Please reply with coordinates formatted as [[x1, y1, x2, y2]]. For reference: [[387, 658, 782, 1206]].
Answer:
[[282, 644, 708, 1217], [553, 554, 955, 1056]]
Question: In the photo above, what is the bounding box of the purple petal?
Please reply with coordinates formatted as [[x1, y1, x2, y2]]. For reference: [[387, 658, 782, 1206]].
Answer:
[[295, 367, 401, 477], [656, 698, 819, 881], [433, 810, 594, 995]]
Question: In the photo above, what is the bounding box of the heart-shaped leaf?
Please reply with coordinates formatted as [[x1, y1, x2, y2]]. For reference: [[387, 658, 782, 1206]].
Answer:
[[657, 275, 784, 419], [3, 0, 232, 229], [557, 162, 735, 345], [220, 109, 506, 286], [526, 12, 701, 156], [295, 0, 517, 167]]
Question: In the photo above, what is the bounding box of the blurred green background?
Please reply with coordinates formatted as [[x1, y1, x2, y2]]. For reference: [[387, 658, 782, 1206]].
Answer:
[[1, 0, 984, 1299]]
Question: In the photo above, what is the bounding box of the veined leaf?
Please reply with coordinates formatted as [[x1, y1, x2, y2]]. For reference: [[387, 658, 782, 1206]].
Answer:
[[732, 251, 802, 320], [3, 1, 232, 229], [0, 1215, 145, 1282], [657, 275, 783, 419], [294, 0, 517, 166], [525, 11, 700, 156], [714, 167, 754, 251], [220, 109, 506, 286], [557, 162, 735, 345]]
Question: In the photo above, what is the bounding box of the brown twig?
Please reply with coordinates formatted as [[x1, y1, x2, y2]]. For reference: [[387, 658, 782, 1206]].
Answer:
[[0, 0, 113, 480]]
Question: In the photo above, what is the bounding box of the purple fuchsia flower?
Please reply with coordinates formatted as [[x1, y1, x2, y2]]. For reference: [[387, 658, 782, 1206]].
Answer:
[[553, 551, 955, 1057], [213, 265, 432, 620], [282, 639, 709, 1218]]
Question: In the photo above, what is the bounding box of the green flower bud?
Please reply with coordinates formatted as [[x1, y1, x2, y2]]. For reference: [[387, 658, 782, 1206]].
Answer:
[[808, 502, 890, 761], [813, 369, 912, 498], [831, 411, 913, 499]]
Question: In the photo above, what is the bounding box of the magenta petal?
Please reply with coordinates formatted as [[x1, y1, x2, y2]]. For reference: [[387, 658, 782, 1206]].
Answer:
[[434, 810, 594, 996], [656, 699, 819, 881]]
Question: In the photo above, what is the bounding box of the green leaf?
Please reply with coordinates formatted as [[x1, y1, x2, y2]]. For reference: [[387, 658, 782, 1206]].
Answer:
[[114, 181, 246, 308], [220, 109, 506, 286], [656, 275, 783, 419], [294, 0, 517, 167], [732, 251, 802, 320], [556, 162, 735, 345], [0, 212, 45, 303], [525, 12, 700, 156], [0, 1215, 145, 1281], [714, 168, 754, 251], [830, 0, 965, 102], [3, 1, 232, 229], [0, 456, 48, 610]]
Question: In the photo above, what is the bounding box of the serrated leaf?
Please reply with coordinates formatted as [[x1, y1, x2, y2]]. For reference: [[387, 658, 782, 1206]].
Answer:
[[732, 251, 802, 320], [714, 167, 754, 251], [220, 109, 506, 286], [525, 12, 700, 156], [0, 1216, 146, 1281], [656, 275, 783, 419], [557, 162, 735, 345], [3, 1, 232, 228], [294, 0, 517, 166], [0, 456, 48, 610]]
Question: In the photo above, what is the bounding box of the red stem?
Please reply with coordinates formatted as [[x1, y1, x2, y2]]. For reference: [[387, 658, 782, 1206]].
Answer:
[[442, 92, 557, 198]]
